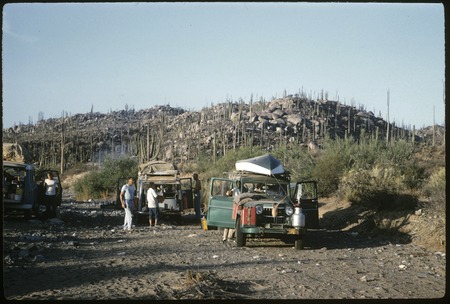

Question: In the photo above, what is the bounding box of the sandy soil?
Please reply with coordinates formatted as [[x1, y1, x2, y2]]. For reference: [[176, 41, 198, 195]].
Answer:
[[3, 200, 446, 300]]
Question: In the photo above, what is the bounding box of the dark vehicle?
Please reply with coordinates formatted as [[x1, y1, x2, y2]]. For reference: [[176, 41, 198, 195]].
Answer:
[[2, 161, 38, 219], [206, 155, 319, 250], [291, 180, 319, 229]]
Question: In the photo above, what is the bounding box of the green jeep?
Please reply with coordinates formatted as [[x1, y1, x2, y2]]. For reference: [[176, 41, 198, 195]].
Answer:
[[206, 171, 318, 250]]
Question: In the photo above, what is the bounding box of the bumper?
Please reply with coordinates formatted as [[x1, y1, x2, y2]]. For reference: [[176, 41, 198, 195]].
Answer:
[[241, 226, 306, 235], [3, 199, 33, 210]]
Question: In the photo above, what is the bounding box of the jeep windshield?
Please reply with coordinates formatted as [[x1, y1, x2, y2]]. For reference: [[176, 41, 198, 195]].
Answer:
[[239, 176, 289, 199]]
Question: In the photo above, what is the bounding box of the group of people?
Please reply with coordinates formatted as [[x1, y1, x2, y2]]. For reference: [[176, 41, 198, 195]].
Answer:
[[120, 177, 159, 231], [119, 173, 202, 232]]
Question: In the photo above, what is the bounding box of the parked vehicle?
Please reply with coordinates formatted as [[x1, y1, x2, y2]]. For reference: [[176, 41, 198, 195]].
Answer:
[[206, 154, 319, 250], [2, 161, 38, 219], [134, 161, 193, 223]]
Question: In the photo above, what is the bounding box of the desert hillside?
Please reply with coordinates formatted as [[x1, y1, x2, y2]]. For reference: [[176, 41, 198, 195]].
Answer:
[[3, 96, 444, 171]]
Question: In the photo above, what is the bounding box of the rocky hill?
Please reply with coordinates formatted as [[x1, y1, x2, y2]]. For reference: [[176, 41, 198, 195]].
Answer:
[[2, 95, 444, 170]]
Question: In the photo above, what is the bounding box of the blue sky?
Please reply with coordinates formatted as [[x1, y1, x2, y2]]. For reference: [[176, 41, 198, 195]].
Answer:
[[2, 2, 445, 129]]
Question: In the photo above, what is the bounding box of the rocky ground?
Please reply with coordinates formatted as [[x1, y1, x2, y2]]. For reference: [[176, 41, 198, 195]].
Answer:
[[2, 197, 446, 301]]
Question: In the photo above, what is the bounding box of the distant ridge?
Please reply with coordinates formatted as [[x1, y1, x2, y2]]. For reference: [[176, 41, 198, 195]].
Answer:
[[2, 96, 444, 170]]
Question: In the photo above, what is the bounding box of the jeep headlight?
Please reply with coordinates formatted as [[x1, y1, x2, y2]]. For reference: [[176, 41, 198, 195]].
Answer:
[[285, 206, 293, 216], [255, 205, 263, 215]]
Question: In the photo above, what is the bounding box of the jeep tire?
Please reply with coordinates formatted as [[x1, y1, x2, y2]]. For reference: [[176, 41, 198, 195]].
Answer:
[[24, 209, 32, 220]]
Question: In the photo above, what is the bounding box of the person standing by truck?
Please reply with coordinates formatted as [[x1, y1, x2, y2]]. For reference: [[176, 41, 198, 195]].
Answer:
[[146, 182, 159, 227], [192, 173, 202, 220], [120, 177, 135, 231], [223, 181, 240, 242], [44, 172, 59, 219]]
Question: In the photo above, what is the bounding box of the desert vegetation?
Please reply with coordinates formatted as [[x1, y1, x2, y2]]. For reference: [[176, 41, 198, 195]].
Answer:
[[72, 136, 445, 219]]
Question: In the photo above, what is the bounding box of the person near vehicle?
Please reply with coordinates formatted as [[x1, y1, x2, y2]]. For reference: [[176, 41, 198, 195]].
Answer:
[[226, 181, 243, 196], [44, 172, 59, 218], [120, 177, 135, 231], [224, 181, 241, 241], [192, 173, 202, 220], [146, 182, 159, 227]]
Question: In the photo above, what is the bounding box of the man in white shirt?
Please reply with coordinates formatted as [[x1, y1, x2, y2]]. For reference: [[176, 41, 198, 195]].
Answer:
[[120, 177, 135, 231], [44, 172, 58, 219], [146, 182, 159, 227]]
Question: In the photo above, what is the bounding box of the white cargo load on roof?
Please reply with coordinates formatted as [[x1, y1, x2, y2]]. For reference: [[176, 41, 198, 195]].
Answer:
[[235, 154, 285, 176], [3, 143, 33, 163]]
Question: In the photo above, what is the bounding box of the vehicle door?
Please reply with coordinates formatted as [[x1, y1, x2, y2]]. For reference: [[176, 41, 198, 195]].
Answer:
[[180, 178, 193, 209], [25, 165, 38, 216], [292, 181, 319, 229], [206, 178, 235, 229]]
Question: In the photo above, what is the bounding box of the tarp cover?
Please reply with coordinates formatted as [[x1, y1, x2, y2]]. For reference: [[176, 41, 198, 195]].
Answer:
[[2, 143, 33, 163], [139, 161, 177, 175], [235, 154, 285, 175]]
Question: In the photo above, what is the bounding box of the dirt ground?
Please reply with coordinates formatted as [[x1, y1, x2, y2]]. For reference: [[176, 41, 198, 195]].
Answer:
[[3, 196, 446, 301]]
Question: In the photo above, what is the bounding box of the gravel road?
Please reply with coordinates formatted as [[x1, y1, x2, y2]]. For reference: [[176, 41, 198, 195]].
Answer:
[[3, 202, 446, 300]]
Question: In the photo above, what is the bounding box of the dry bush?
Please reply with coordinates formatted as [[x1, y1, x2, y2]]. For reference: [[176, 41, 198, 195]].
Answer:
[[339, 166, 416, 210], [422, 167, 446, 212]]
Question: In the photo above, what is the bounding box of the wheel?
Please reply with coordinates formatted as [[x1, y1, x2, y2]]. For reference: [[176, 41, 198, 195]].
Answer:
[[24, 209, 32, 220], [235, 215, 246, 247], [173, 214, 183, 225], [32, 204, 42, 219], [177, 216, 184, 225], [295, 238, 304, 250]]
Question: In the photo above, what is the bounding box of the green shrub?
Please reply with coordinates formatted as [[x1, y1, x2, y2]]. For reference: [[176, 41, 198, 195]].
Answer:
[[73, 170, 104, 200], [73, 157, 138, 200], [383, 140, 414, 165], [272, 147, 314, 182], [338, 168, 372, 203], [312, 151, 346, 196], [401, 159, 426, 190], [338, 165, 416, 210]]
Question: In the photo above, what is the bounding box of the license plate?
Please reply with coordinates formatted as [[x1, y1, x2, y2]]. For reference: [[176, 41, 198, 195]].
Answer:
[[286, 228, 301, 235]]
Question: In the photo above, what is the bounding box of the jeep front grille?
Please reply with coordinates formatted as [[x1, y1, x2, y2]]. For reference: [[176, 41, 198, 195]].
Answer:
[[262, 207, 285, 224]]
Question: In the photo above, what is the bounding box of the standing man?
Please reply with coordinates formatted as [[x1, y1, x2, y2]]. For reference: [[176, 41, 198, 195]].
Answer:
[[120, 177, 135, 231], [192, 173, 202, 220], [146, 182, 159, 227], [44, 172, 58, 219], [223, 181, 240, 242]]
